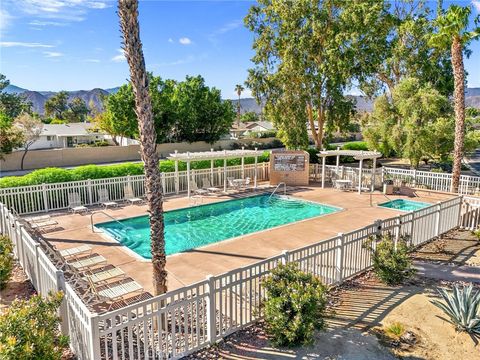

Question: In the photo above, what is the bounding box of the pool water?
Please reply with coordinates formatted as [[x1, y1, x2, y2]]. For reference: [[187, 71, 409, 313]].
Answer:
[[378, 199, 431, 212], [96, 194, 340, 259]]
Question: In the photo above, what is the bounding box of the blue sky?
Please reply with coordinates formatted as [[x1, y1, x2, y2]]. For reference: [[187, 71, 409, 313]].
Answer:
[[0, 0, 480, 99]]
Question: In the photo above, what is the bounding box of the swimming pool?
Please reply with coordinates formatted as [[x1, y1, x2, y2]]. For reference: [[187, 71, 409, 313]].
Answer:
[[96, 194, 341, 259], [378, 199, 431, 212]]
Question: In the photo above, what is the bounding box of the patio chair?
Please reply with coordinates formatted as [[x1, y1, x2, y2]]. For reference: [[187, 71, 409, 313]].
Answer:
[[85, 277, 144, 309], [97, 188, 118, 209], [68, 254, 107, 272], [27, 216, 59, 232], [82, 265, 125, 285], [191, 179, 209, 195], [124, 185, 143, 205], [227, 177, 239, 190], [58, 244, 92, 259], [399, 185, 418, 197], [68, 192, 89, 214], [242, 177, 251, 189], [202, 178, 221, 193]]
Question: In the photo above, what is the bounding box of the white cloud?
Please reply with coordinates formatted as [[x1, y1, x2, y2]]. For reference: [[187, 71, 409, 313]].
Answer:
[[208, 19, 243, 45], [29, 20, 67, 26], [111, 49, 126, 62], [84, 58, 100, 63], [0, 41, 54, 48], [179, 37, 192, 45], [168, 38, 174, 43], [473, 1, 480, 12], [0, 8, 13, 33], [43, 51, 63, 57]]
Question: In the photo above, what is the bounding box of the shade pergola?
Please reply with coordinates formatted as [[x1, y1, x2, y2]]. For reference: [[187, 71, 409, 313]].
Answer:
[[318, 148, 382, 194], [168, 148, 265, 197]]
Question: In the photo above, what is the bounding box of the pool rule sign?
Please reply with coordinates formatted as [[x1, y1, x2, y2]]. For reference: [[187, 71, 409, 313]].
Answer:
[[270, 150, 310, 186]]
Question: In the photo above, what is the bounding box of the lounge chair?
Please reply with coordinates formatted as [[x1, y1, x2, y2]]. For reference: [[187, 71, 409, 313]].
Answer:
[[202, 178, 221, 193], [98, 188, 118, 209], [26, 215, 59, 232], [399, 185, 417, 197], [82, 265, 125, 285], [124, 185, 143, 205], [191, 179, 209, 195], [68, 254, 107, 272], [85, 277, 144, 309], [58, 244, 92, 259], [68, 192, 88, 214]]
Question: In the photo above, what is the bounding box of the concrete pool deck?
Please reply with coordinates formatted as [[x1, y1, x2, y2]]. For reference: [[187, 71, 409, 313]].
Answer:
[[37, 184, 454, 294]]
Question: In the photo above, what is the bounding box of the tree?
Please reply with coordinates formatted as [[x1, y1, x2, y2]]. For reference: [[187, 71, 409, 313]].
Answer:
[[245, 0, 389, 150], [0, 112, 24, 160], [431, 4, 480, 192], [173, 75, 235, 143], [241, 111, 260, 123], [0, 74, 32, 118], [14, 113, 43, 170], [67, 97, 90, 122], [118, 0, 167, 295], [234, 84, 244, 125], [44, 91, 69, 120]]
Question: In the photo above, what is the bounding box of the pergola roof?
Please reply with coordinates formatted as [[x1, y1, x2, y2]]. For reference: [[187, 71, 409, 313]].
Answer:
[[318, 150, 382, 160], [167, 149, 265, 162]]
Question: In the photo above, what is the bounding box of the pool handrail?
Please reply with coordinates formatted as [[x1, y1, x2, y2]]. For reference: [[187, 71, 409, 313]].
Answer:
[[268, 182, 286, 200]]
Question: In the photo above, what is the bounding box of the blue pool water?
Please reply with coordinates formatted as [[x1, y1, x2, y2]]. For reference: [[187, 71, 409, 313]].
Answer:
[[96, 195, 340, 259], [378, 199, 431, 212]]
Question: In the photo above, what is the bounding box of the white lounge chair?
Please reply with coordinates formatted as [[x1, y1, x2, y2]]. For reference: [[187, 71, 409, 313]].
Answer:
[[202, 178, 221, 193], [68, 254, 107, 271], [68, 192, 88, 214], [83, 265, 125, 285], [124, 185, 143, 205], [27, 215, 59, 232], [98, 188, 118, 209], [58, 244, 92, 259], [191, 179, 209, 195], [85, 277, 144, 309]]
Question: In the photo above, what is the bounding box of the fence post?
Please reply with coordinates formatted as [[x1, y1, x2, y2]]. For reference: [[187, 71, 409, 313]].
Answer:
[[457, 195, 464, 229], [206, 275, 217, 344], [281, 249, 289, 265], [435, 202, 442, 237], [17, 223, 25, 268], [89, 315, 102, 360], [335, 233, 344, 283], [42, 183, 49, 212], [381, 167, 385, 184], [34, 243, 41, 291], [394, 216, 401, 250], [56, 271, 70, 335], [87, 179, 93, 205], [161, 172, 166, 193]]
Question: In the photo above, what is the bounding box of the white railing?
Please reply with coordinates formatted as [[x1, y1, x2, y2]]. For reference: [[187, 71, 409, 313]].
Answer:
[[0, 163, 270, 215], [0, 193, 469, 360], [310, 164, 382, 190]]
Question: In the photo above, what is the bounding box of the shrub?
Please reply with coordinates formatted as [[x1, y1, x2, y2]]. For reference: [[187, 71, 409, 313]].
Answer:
[[384, 322, 406, 340], [0, 292, 69, 360], [262, 263, 328, 347], [431, 285, 480, 334], [0, 235, 14, 290], [341, 141, 369, 151], [363, 232, 415, 285]]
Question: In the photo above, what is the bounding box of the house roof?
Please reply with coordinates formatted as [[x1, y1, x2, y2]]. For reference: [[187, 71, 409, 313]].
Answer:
[[245, 121, 275, 130], [41, 123, 103, 137]]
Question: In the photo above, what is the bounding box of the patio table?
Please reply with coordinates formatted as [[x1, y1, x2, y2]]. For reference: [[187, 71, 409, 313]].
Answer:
[[334, 179, 352, 191]]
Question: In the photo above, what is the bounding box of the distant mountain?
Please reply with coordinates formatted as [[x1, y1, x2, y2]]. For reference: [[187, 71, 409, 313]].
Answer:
[[3, 85, 480, 115]]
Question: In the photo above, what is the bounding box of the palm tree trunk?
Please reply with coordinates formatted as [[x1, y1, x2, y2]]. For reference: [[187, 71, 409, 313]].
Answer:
[[450, 36, 465, 193], [118, 0, 167, 295]]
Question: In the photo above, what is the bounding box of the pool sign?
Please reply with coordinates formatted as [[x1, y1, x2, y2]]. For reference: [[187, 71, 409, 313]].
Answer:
[[270, 150, 310, 186]]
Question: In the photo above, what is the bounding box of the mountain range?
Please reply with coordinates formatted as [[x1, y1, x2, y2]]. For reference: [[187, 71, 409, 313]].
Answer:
[[3, 84, 480, 115]]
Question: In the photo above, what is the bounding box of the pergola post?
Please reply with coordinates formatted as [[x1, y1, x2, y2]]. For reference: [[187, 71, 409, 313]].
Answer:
[[186, 154, 191, 198], [223, 150, 227, 192], [210, 148, 214, 185], [336, 146, 340, 172], [174, 151, 179, 195], [254, 147, 258, 189], [358, 158, 363, 194], [371, 157, 377, 192], [321, 155, 326, 189], [241, 146, 245, 180]]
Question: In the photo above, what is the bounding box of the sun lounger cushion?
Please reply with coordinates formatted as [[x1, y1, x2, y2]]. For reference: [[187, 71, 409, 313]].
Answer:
[[59, 245, 92, 258]]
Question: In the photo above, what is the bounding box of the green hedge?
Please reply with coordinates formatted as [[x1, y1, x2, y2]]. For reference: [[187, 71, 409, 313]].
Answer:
[[0, 152, 270, 189]]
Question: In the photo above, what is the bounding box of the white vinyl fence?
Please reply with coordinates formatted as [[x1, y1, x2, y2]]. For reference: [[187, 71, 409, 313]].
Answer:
[[0, 163, 269, 215], [0, 194, 468, 360]]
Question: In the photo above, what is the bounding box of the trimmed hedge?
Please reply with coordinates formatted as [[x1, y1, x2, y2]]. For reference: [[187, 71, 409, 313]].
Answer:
[[0, 152, 270, 189]]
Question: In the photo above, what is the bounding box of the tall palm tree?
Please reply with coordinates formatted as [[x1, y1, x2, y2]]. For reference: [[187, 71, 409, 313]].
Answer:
[[118, 0, 167, 295], [431, 5, 479, 193], [235, 84, 244, 125]]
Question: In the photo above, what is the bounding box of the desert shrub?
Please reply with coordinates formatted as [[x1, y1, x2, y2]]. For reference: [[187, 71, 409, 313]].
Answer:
[[431, 285, 480, 334], [262, 263, 328, 347], [384, 322, 406, 339], [0, 152, 271, 188], [0, 292, 69, 360], [364, 232, 415, 285], [0, 236, 14, 290]]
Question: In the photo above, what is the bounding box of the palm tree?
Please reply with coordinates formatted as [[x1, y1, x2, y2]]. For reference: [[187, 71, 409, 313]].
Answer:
[[118, 0, 167, 295], [431, 5, 480, 193], [235, 84, 244, 125]]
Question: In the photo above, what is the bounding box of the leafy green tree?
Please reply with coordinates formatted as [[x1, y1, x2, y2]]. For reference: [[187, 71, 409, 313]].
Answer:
[[0, 112, 24, 160], [361, 2, 454, 98], [245, 0, 389, 149], [0, 74, 32, 118], [67, 97, 89, 122], [173, 75, 235, 143], [44, 91, 69, 120], [431, 4, 480, 192], [466, 107, 480, 118], [241, 111, 260, 123]]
